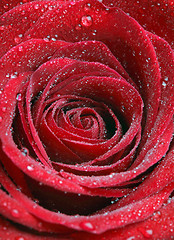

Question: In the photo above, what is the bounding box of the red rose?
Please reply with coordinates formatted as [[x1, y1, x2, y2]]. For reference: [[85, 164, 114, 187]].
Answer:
[[0, 0, 173, 239]]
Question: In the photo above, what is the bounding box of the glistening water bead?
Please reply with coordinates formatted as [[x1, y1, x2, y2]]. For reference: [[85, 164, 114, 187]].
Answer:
[[81, 16, 92, 27], [16, 93, 22, 101], [80, 221, 95, 231]]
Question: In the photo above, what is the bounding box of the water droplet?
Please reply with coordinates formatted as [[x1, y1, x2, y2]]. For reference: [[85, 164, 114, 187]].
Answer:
[[80, 221, 94, 231], [27, 165, 34, 171], [0, 25, 5, 31], [6, 73, 10, 78], [164, 76, 168, 81], [21, 10, 26, 15], [2, 202, 7, 206], [11, 209, 20, 218], [21, 147, 29, 156], [14, 37, 22, 44], [17, 62, 22, 67], [18, 46, 23, 52], [15, 237, 25, 240], [121, 105, 126, 112], [84, 3, 91, 12], [153, 210, 161, 219], [16, 93, 22, 101], [34, 4, 39, 10], [43, 38, 49, 42], [81, 15, 92, 27], [70, 2, 76, 5], [0, 117, 2, 123], [10, 74, 17, 79], [75, 24, 82, 30], [38, 222, 43, 227], [48, 6, 53, 10], [139, 227, 153, 238], [2, 226, 7, 230], [127, 237, 135, 240], [105, 8, 110, 12], [162, 81, 167, 87], [2, 107, 6, 112], [3, 4, 8, 9]]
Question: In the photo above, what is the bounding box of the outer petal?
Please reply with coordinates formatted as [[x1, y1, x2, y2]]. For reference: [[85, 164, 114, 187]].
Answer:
[[0, 0, 41, 15], [72, 197, 174, 240], [102, 0, 174, 48], [0, 0, 173, 239]]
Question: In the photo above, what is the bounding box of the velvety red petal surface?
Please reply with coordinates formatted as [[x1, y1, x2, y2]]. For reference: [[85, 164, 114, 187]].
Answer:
[[0, 0, 173, 239]]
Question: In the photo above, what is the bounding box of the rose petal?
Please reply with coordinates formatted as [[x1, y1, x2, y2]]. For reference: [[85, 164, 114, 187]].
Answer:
[[102, 0, 174, 48]]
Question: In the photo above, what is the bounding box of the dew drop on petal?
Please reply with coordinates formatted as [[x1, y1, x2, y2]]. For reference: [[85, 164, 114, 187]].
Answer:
[[15, 237, 26, 240], [0, 25, 5, 31], [11, 209, 20, 218], [80, 221, 95, 231], [43, 38, 49, 42], [38, 222, 43, 228], [34, 4, 39, 10], [16, 93, 22, 101], [153, 210, 161, 220], [2, 107, 6, 112], [27, 165, 34, 171], [75, 24, 82, 30], [146, 230, 153, 235], [21, 147, 29, 156], [164, 76, 168, 81], [127, 237, 135, 240], [17, 62, 22, 67], [162, 81, 167, 87], [11, 74, 17, 79], [14, 37, 22, 44], [84, 3, 91, 12], [18, 46, 23, 52], [0, 117, 2, 123], [48, 6, 53, 10], [81, 16, 92, 27], [2, 202, 7, 206], [3, 4, 8, 9], [139, 227, 153, 238], [21, 9, 26, 15], [70, 1, 76, 5], [6, 73, 10, 78]]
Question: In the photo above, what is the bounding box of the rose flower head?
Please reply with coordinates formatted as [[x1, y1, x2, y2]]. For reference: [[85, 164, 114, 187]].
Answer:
[[0, 0, 173, 239]]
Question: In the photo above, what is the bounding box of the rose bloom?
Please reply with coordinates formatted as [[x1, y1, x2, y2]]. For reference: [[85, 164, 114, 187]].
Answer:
[[0, 0, 173, 239]]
